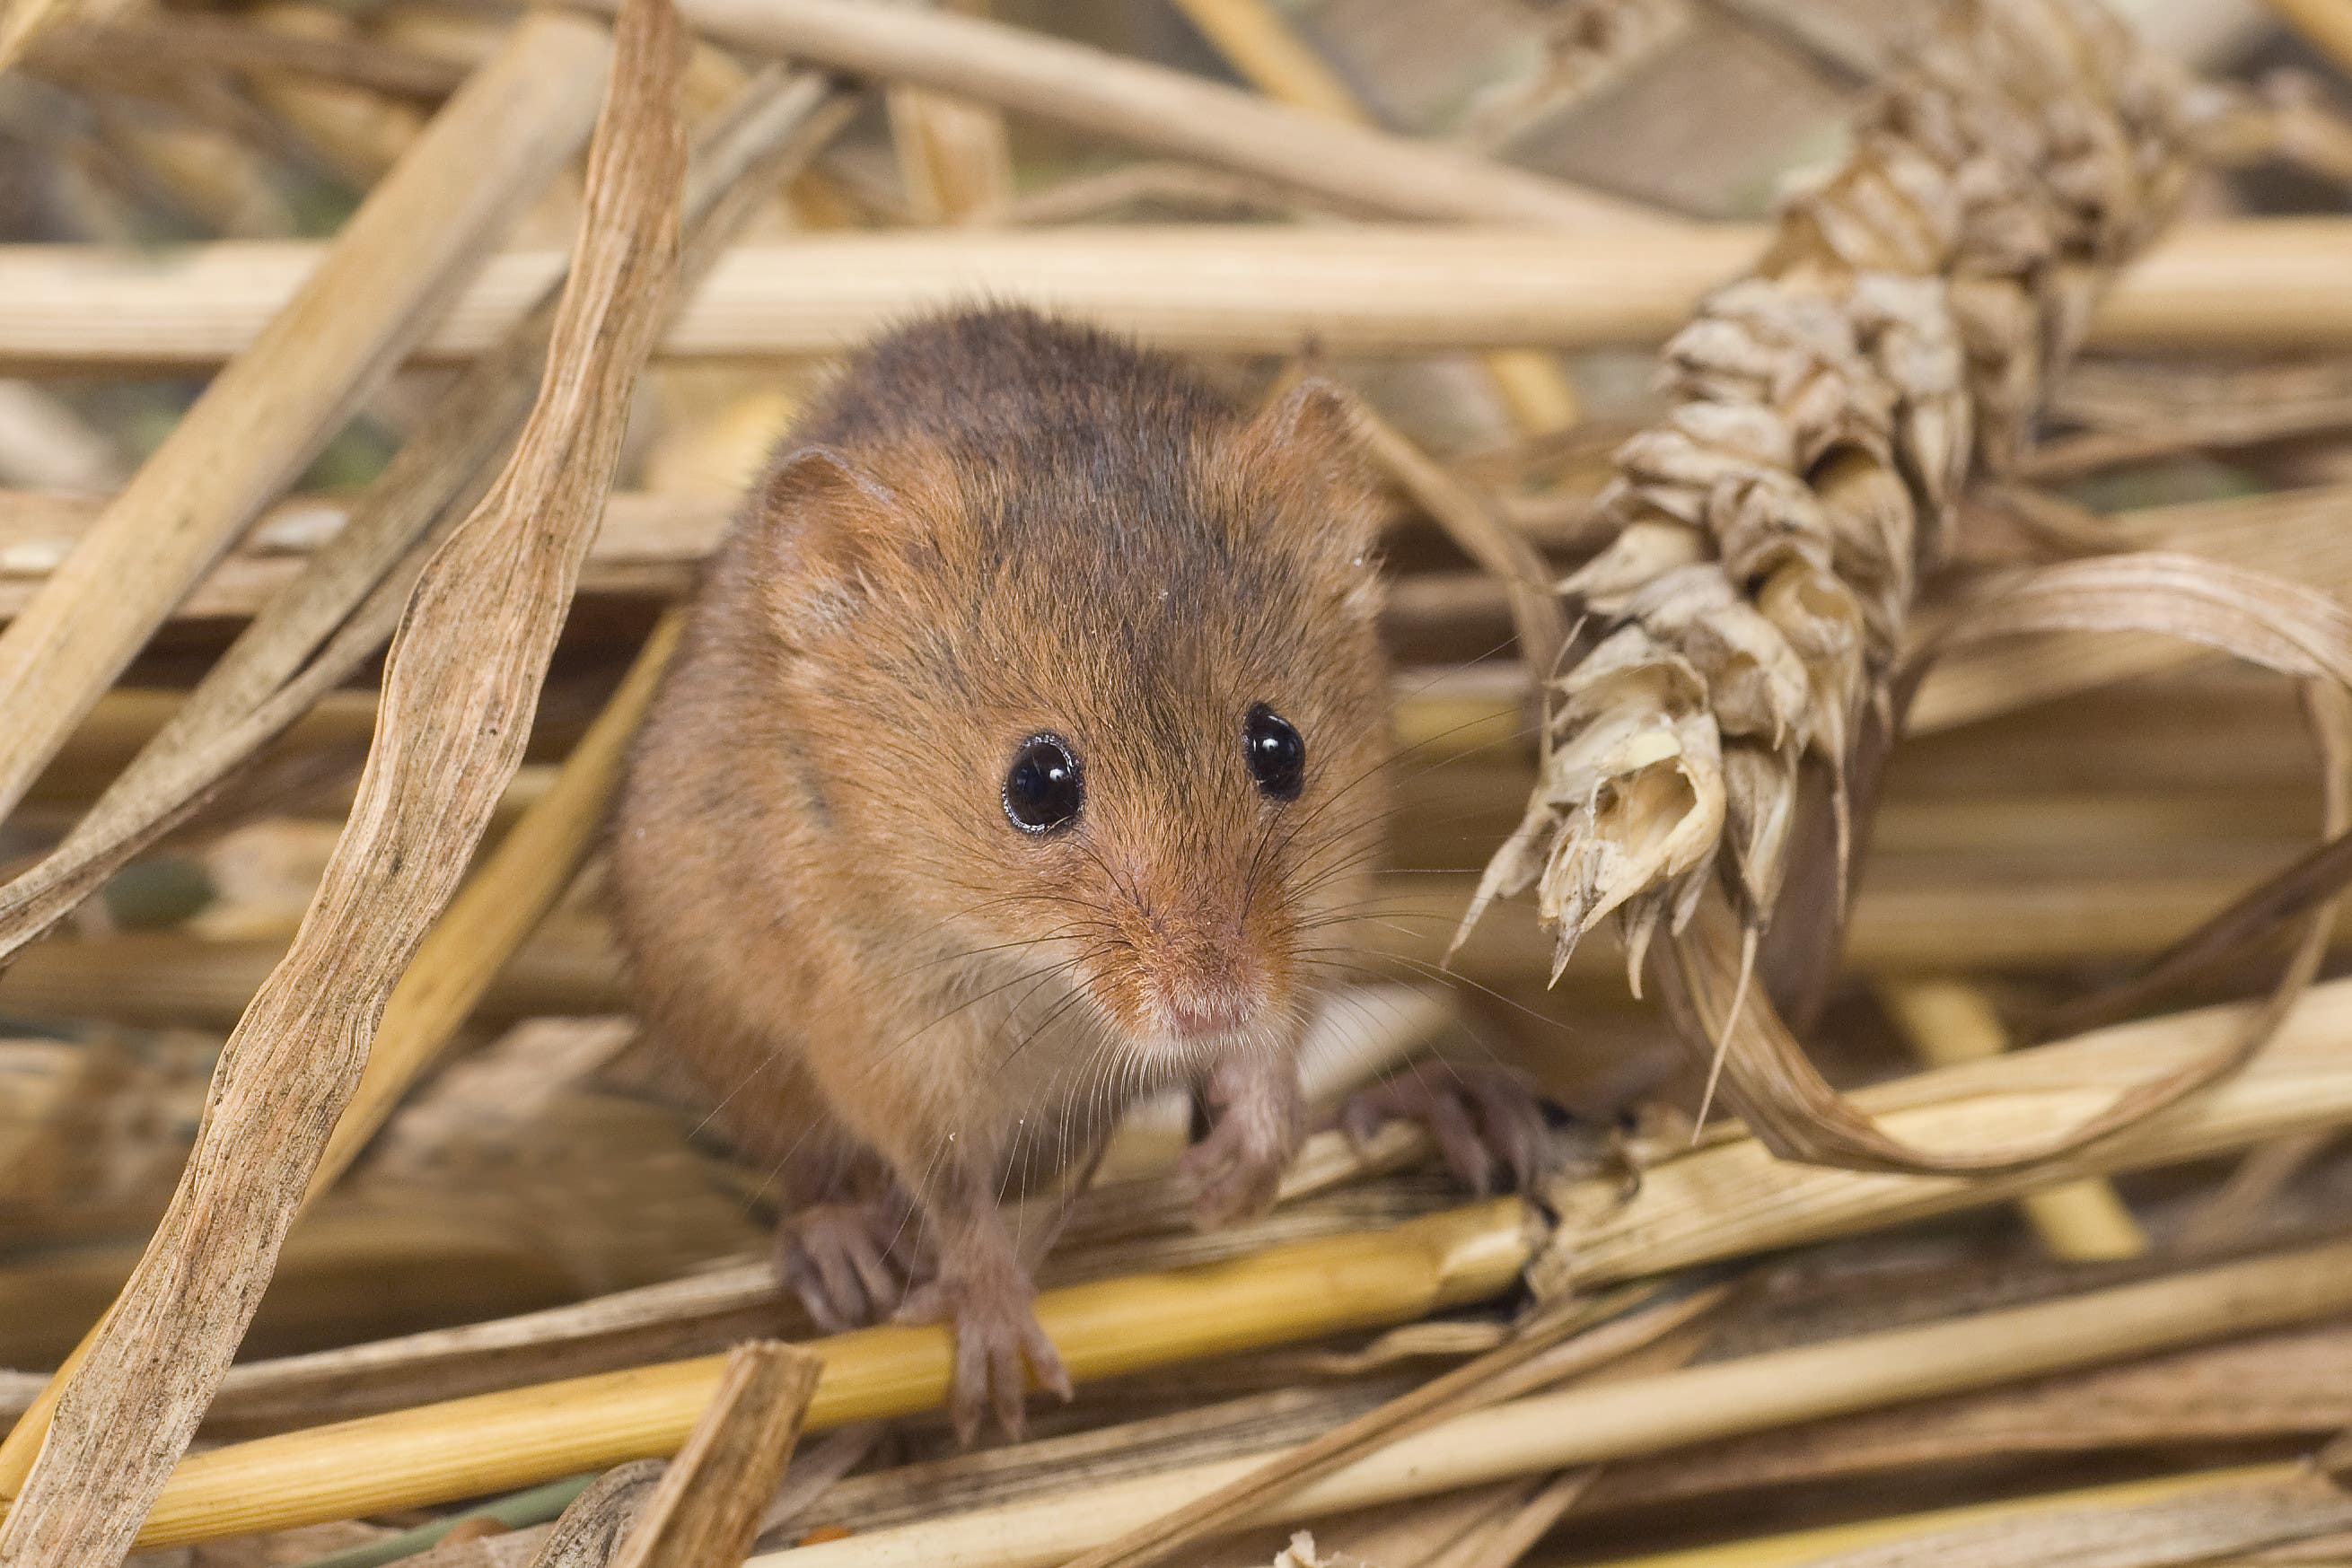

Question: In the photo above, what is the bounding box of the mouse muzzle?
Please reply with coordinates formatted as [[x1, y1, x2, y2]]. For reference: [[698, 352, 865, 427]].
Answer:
[[1098, 895, 1280, 1054]]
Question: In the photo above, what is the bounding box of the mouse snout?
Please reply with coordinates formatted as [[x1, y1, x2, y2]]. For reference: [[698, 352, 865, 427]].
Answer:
[[1124, 903, 1270, 1044]]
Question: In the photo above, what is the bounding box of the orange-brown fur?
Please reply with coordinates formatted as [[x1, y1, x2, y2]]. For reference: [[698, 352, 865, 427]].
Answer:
[[611, 308, 1391, 1432]]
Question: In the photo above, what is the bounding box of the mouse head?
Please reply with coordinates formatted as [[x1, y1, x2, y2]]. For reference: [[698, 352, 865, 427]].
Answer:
[[753, 376, 1392, 1067]]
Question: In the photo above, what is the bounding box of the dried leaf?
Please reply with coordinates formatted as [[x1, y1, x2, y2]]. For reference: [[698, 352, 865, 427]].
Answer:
[[0, 12, 613, 827], [0, 0, 687, 1555], [527, 1463, 665, 1568]]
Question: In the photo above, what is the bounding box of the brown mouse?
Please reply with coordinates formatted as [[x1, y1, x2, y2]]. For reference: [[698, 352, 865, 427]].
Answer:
[[611, 308, 1396, 1439]]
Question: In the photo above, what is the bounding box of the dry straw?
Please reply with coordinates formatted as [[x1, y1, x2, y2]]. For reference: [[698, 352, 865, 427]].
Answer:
[[0, 74, 846, 974], [1578, 1321, 2352, 1511], [603, 1341, 821, 1568], [1543, 974, 2352, 1288], [0, 0, 687, 1555], [1169, 0, 1585, 434], [90, 974, 2352, 1546], [1876, 979, 2147, 1260], [755, 1240, 2352, 1568], [0, 12, 612, 826], [0, 4, 2346, 1564], [567, 0, 1667, 229], [125, 1199, 1530, 1544], [1580, 1463, 2348, 1568], [4, 221, 2350, 365], [1045, 1283, 1727, 1568], [1727, 1466, 2352, 1568]]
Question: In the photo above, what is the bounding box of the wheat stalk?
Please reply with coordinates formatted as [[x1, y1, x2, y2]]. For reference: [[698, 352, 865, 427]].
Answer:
[[1, 221, 2348, 365]]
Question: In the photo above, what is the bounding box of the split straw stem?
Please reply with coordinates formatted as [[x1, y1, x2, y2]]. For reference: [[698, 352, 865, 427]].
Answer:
[[759, 1242, 2352, 1568], [123, 1199, 1532, 1546], [97, 974, 2352, 1547]]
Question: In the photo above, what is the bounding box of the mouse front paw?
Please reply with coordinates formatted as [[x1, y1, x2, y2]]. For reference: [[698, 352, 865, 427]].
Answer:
[[1180, 1099, 1298, 1229], [897, 1264, 1071, 1443], [1182, 1057, 1305, 1230], [1337, 1060, 1562, 1196], [775, 1199, 914, 1334]]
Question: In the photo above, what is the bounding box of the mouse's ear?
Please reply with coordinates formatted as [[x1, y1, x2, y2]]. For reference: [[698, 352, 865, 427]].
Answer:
[[1239, 376, 1386, 564], [1244, 376, 1368, 478], [750, 443, 921, 641]]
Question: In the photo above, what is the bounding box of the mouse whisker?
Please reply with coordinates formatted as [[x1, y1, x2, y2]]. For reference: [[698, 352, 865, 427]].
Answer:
[[867, 924, 1106, 987], [1290, 899, 1470, 930], [849, 945, 1112, 1089], [1292, 946, 1582, 1039], [1263, 702, 1541, 873]]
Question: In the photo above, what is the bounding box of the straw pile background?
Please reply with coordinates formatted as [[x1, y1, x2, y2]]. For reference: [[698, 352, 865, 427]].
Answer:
[[0, 0, 2350, 1564]]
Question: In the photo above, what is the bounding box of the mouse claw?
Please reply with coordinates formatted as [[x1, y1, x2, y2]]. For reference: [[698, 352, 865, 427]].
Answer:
[[775, 1200, 911, 1334], [898, 1268, 1068, 1443], [1335, 1060, 1563, 1195]]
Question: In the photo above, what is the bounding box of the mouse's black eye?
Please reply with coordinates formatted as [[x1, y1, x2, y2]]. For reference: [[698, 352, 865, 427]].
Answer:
[[1003, 734, 1083, 834], [1244, 704, 1304, 801]]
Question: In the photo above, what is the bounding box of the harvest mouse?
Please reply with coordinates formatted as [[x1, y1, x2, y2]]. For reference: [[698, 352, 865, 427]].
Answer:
[[613, 308, 1535, 1439]]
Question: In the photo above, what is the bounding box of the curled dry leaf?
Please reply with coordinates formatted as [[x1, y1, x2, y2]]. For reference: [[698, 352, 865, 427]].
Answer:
[[528, 1461, 667, 1568], [1661, 552, 2352, 1174]]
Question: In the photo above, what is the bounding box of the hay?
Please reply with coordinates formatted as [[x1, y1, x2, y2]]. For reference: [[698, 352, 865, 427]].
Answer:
[[1, 2, 2350, 1566]]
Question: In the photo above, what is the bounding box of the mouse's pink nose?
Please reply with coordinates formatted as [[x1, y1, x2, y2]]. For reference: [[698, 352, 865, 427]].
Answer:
[[1121, 894, 1268, 1044], [1163, 988, 1254, 1039]]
